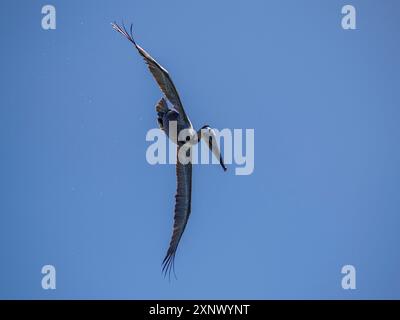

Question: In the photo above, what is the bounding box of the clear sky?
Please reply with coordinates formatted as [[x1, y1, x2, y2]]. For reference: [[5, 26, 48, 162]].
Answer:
[[0, 0, 399, 299]]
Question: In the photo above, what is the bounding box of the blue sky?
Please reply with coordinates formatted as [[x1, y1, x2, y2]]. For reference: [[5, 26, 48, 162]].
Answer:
[[0, 0, 399, 299]]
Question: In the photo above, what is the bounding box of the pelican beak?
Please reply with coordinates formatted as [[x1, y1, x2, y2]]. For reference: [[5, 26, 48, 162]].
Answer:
[[219, 154, 227, 172], [200, 126, 227, 172]]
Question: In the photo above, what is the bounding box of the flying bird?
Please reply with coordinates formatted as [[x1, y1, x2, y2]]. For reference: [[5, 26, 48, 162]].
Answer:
[[111, 22, 227, 278]]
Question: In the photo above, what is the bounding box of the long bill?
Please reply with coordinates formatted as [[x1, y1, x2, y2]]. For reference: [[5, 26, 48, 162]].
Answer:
[[198, 127, 227, 171]]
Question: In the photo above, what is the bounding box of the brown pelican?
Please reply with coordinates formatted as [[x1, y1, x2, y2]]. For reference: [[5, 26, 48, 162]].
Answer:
[[112, 23, 227, 278]]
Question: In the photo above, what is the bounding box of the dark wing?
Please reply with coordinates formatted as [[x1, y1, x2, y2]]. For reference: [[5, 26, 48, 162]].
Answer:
[[162, 145, 192, 279], [111, 22, 191, 125]]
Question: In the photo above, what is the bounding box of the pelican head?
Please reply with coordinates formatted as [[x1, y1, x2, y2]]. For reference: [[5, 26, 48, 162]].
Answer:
[[199, 125, 227, 171]]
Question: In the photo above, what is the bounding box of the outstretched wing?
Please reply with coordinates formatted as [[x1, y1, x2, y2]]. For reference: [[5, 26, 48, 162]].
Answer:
[[111, 22, 191, 125], [162, 145, 192, 278]]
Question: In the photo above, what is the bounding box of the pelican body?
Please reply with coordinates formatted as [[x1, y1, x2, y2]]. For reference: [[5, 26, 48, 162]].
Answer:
[[112, 23, 226, 278]]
